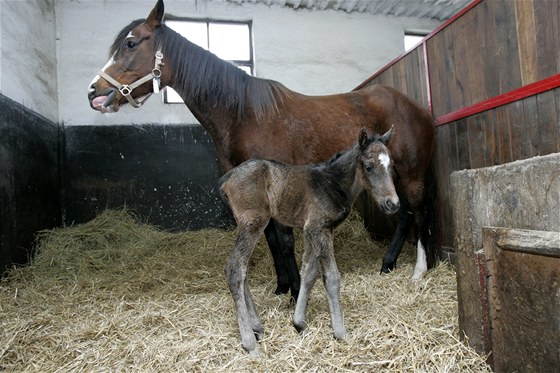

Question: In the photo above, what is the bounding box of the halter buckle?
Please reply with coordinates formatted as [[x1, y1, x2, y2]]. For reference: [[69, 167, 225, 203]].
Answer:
[[120, 85, 132, 96]]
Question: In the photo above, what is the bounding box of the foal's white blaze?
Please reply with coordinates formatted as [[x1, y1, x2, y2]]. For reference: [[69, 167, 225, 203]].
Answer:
[[378, 152, 391, 170], [412, 239, 428, 281]]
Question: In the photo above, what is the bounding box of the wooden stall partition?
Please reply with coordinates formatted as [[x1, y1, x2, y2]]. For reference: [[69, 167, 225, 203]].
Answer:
[[356, 0, 560, 253]]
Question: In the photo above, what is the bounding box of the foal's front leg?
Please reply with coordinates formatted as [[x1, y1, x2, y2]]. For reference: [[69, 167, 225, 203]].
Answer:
[[293, 227, 346, 339], [225, 223, 265, 355], [319, 233, 346, 339], [293, 231, 320, 334]]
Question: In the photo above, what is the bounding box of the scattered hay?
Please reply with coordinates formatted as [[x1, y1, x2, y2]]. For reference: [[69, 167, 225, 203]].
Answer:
[[0, 209, 490, 372]]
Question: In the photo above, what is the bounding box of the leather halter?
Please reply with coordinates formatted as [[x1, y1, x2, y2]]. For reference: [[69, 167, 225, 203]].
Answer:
[[98, 51, 164, 108]]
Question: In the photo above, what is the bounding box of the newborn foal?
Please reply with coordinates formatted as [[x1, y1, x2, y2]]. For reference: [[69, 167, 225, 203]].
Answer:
[[219, 128, 399, 354]]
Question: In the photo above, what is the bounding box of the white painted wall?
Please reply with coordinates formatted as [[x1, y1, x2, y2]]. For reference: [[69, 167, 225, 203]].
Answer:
[[0, 0, 58, 123], [1, 0, 441, 126]]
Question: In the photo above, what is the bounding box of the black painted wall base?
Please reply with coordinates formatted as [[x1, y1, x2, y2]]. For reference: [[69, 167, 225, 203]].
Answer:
[[0, 95, 61, 275], [62, 124, 233, 231]]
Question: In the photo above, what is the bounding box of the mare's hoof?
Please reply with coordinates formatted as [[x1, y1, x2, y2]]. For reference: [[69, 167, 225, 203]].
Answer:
[[290, 290, 299, 304], [274, 284, 290, 295], [380, 262, 396, 274]]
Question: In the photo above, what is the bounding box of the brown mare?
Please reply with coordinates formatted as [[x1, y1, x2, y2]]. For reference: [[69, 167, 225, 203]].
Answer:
[[220, 128, 398, 354], [88, 0, 437, 300]]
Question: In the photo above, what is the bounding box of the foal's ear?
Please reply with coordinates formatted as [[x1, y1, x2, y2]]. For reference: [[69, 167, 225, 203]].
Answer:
[[358, 128, 369, 149], [379, 126, 393, 145], [146, 0, 165, 29]]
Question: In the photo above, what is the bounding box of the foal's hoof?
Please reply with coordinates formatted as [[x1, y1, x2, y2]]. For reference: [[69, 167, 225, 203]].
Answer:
[[293, 320, 307, 334]]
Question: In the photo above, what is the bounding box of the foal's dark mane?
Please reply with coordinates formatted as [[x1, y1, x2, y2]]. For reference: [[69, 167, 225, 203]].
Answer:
[[112, 19, 292, 119]]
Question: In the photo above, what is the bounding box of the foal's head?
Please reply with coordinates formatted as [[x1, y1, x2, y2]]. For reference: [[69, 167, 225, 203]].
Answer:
[[358, 128, 400, 215], [88, 0, 166, 112]]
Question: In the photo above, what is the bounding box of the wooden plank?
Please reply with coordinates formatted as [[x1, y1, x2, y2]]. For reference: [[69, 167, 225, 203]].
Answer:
[[482, 110, 497, 167], [433, 124, 454, 248], [481, 0, 499, 99], [522, 95, 540, 158], [426, 35, 446, 116], [493, 0, 522, 93], [536, 89, 559, 155], [455, 119, 471, 171], [463, 4, 487, 105], [451, 20, 470, 112], [495, 104, 513, 164], [467, 115, 485, 169], [534, 0, 559, 80], [507, 99, 528, 161], [515, 0, 539, 85]]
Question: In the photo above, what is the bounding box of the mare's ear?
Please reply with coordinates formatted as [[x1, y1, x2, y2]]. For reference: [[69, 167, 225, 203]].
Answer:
[[358, 127, 369, 149], [379, 126, 393, 145], [146, 0, 165, 29]]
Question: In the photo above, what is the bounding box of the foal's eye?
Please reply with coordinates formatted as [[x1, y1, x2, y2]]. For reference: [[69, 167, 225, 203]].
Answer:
[[126, 41, 137, 49], [365, 165, 373, 173]]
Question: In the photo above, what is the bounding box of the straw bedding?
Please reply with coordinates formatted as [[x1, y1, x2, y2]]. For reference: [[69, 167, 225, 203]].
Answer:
[[0, 209, 490, 372]]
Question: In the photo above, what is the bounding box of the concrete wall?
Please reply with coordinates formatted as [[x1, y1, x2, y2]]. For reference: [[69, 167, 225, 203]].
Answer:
[[56, 0, 440, 126], [0, 0, 60, 275], [0, 0, 58, 123], [451, 153, 560, 356]]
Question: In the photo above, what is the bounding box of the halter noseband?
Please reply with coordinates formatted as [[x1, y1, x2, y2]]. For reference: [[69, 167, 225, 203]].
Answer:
[[98, 51, 164, 108]]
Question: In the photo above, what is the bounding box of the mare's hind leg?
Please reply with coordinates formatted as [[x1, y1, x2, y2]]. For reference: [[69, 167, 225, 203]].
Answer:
[[264, 220, 300, 300], [226, 217, 267, 354]]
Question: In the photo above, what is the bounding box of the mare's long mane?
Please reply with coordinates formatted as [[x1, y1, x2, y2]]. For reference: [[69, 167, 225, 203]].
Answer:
[[111, 19, 292, 119]]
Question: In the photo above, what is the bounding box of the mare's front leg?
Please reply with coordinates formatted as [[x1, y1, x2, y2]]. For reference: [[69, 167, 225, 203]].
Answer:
[[264, 220, 300, 300], [225, 219, 266, 355], [381, 196, 414, 273]]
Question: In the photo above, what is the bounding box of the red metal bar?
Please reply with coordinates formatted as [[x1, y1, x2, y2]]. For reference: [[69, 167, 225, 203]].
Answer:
[[435, 73, 560, 126], [355, 0, 483, 90]]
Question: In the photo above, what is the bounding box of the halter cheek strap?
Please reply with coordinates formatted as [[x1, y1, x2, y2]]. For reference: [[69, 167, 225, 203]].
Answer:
[[98, 51, 164, 108]]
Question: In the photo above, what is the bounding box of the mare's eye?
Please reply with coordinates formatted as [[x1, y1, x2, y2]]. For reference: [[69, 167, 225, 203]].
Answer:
[[126, 40, 137, 49], [365, 165, 373, 173]]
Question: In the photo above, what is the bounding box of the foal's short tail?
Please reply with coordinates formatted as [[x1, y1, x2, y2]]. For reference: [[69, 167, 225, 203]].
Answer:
[[424, 157, 439, 269]]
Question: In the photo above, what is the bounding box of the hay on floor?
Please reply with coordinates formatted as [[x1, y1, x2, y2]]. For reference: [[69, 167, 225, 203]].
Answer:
[[0, 209, 490, 372]]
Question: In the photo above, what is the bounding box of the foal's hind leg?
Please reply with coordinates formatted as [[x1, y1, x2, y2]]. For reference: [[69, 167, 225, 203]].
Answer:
[[264, 220, 300, 300], [226, 218, 266, 354]]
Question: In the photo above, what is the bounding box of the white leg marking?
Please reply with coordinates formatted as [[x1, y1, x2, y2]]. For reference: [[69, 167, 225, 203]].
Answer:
[[412, 239, 427, 281]]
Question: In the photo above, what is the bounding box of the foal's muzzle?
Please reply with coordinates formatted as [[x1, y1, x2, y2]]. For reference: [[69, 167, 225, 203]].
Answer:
[[383, 198, 400, 215]]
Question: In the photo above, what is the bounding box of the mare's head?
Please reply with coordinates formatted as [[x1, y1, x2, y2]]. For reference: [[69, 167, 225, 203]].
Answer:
[[88, 0, 166, 112], [358, 127, 400, 215]]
